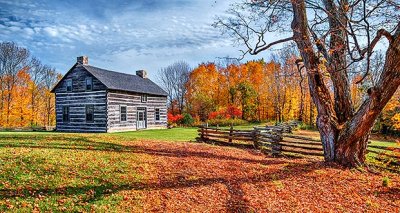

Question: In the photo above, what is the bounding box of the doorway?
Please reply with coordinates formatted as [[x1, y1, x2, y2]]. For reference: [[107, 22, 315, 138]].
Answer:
[[137, 107, 147, 129]]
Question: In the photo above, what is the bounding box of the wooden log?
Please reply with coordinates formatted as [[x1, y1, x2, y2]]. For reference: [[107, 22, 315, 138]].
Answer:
[[281, 139, 322, 146], [203, 134, 254, 142], [282, 150, 324, 156], [202, 127, 253, 132], [255, 137, 278, 143], [229, 125, 233, 143], [203, 132, 253, 140], [280, 143, 324, 151], [367, 149, 400, 159], [283, 134, 321, 142], [200, 127, 205, 141], [368, 145, 400, 152]]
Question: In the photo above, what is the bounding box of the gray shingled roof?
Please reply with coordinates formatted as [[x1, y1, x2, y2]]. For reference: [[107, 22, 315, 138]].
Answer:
[[82, 65, 168, 96]]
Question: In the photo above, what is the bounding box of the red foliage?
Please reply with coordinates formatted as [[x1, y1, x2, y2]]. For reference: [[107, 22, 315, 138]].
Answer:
[[226, 105, 242, 118], [168, 113, 183, 124], [208, 105, 242, 119]]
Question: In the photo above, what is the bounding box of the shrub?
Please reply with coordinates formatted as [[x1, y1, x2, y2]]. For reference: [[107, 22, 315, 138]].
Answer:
[[182, 113, 195, 126], [167, 113, 184, 126], [207, 118, 248, 127], [208, 105, 242, 120]]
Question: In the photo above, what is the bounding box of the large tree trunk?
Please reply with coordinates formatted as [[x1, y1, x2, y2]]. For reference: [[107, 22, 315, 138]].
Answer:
[[335, 28, 400, 166], [291, 0, 400, 167]]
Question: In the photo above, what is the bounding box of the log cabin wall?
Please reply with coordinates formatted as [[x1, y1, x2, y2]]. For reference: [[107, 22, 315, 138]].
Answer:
[[54, 65, 108, 132], [107, 90, 167, 132]]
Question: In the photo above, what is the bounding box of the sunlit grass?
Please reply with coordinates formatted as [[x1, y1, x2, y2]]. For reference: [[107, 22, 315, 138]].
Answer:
[[0, 133, 149, 212]]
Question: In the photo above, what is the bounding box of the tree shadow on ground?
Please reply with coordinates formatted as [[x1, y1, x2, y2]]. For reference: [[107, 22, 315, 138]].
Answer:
[[0, 160, 327, 211], [0, 134, 331, 211], [0, 138, 286, 165]]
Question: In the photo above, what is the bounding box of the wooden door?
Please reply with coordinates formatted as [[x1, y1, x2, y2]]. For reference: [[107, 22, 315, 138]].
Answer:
[[137, 108, 146, 129]]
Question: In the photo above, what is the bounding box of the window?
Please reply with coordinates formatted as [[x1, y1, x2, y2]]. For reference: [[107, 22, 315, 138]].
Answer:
[[155, 109, 160, 121], [141, 94, 147, 102], [62, 106, 69, 122], [120, 106, 127, 122], [85, 77, 93, 91], [86, 105, 94, 123], [66, 79, 72, 92]]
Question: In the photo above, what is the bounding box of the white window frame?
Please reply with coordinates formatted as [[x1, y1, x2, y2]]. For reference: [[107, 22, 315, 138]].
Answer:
[[120, 105, 127, 122]]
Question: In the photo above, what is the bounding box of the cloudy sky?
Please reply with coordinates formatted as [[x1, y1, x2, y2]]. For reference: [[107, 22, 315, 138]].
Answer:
[[0, 0, 269, 79]]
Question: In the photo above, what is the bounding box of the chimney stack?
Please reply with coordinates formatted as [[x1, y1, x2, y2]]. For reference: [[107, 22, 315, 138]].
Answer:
[[136, 70, 147, 78], [77, 56, 88, 65]]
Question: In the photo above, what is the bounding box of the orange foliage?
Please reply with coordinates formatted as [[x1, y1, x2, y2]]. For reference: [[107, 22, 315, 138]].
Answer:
[[0, 68, 57, 128], [186, 59, 316, 123]]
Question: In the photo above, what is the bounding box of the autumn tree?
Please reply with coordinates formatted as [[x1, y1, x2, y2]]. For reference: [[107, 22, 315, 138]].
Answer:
[[28, 58, 46, 126], [0, 42, 30, 127], [158, 61, 191, 114], [0, 41, 59, 128], [41, 66, 59, 127], [186, 63, 220, 121], [215, 0, 400, 167]]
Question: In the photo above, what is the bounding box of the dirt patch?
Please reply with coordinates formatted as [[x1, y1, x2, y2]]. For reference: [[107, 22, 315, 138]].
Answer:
[[118, 140, 400, 212]]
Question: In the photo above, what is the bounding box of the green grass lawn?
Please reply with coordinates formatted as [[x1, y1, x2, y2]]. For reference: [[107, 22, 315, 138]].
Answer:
[[112, 127, 198, 141]]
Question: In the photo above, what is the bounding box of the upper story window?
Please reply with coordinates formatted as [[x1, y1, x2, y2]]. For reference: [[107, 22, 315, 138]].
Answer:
[[85, 77, 93, 91], [66, 79, 72, 92], [86, 105, 94, 123], [62, 106, 69, 122], [120, 106, 127, 122], [155, 108, 160, 121], [141, 94, 147, 102]]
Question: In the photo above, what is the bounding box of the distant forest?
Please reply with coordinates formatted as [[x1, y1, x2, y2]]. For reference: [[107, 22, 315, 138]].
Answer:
[[1, 41, 399, 134], [159, 48, 400, 134], [0, 42, 60, 128]]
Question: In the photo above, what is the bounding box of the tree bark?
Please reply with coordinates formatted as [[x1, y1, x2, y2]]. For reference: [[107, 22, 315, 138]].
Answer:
[[323, 0, 354, 124], [336, 27, 400, 166], [291, 0, 400, 167], [291, 0, 339, 161]]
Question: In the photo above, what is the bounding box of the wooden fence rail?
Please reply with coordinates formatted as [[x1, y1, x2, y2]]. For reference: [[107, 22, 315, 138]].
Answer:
[[197, 123, 399, 165]]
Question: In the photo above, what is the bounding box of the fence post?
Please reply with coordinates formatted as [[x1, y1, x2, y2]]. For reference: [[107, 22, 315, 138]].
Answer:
[[229, 124, 233, 143], [252, 129, 259, 149], [200, 126, 204, 141], [271, 134, 283, 156]]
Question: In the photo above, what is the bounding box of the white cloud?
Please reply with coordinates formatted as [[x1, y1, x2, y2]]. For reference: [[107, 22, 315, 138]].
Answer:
[[43, 27, 58, 37], [0, 0, 253, 75]]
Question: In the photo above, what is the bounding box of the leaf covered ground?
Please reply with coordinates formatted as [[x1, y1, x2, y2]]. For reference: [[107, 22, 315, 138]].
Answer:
[[0, 132, 399, 212]]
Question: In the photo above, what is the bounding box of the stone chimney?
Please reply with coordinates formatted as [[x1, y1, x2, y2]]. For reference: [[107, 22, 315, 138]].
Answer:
[[77, 56, 88, 65], [136, 70, 147, 78]]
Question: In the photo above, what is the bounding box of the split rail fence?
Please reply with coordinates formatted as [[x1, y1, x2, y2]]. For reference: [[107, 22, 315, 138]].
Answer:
[[197, 122, 399, 170]]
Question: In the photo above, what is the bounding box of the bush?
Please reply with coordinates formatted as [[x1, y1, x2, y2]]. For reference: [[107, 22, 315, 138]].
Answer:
[[206, 118, 248, 127], [182, 113, 195, 126], [167, 113, 184, 126], [208, 105, 242, 120]]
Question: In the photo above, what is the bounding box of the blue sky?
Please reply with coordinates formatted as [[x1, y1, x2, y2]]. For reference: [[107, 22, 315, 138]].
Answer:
[[0, 0, 267, 80]]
